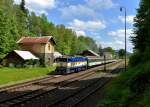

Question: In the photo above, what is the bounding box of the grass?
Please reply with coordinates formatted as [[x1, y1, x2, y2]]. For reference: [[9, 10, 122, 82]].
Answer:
[[0, 66, 55, 86], [97, 61, 150, 107]]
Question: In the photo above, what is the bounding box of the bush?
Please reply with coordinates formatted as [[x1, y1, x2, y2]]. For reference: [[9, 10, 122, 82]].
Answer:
[[142, 47, 150, 62], [24, 59, 40, 68], [129, 51, 141, 67], [39, 59, 46, 67], [129, 70, 150, 93], [0, 64, 3, 68]]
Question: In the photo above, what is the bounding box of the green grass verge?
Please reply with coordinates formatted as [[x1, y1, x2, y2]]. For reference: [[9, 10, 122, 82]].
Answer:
[[97, 61, 150, 107], [0, 66, 55, 85]]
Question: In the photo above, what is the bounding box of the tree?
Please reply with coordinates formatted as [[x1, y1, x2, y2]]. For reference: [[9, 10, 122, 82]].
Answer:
[[29, 12, 41, 36], [98, 45, 103, 56], [14, 0, 30, 36], [0, 0, 19, 59], [132, 0, 150, 52], [131, 0, 150, 64], [118, 49, 125, 59], [20, 0, 26, 13], [103, 47, 115, 56], [40, 14, 51, 36], [78, 36, 99, 53]]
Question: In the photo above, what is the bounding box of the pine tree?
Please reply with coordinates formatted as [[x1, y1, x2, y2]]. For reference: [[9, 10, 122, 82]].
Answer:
[[29, 12, 41, 36], [14, 0, 30, 36], [118, 49, 125, 59], [20, 0, 27, 15]]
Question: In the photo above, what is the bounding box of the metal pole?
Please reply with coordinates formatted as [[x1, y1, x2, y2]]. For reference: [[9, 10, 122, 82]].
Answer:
[[120, 7, 127, 72], [125, 8, 127, 72], [104, 55, 106, 72]]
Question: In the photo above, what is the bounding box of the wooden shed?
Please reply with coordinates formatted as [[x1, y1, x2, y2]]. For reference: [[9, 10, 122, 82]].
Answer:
[[3, 50, 39, 67], [78, 50, 100, 57]]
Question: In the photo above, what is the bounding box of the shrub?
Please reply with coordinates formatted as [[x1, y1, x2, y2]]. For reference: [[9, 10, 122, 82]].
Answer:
[[129, 51, 141, 67], [142, 47, 150, 62], [129, 71, 150, 93], [0, 64, 3, 68], [24, 59, 40, 68], [39, 59, 46, 67]]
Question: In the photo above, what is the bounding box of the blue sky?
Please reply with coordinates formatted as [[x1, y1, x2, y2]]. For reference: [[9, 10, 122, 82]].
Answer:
[[15, 0, 140, 52]]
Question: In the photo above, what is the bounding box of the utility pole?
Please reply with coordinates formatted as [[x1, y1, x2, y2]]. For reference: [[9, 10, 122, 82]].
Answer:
[[120, 7, 127, 72], [104, 54, 106, 72]]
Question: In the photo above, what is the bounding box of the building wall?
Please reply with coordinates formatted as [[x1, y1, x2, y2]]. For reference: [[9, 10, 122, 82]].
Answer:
[[45, 42, 55, 53], [18, 44, 45, 54], [44, 42, 55, 65], [104, 52, 113, 60], [18, 40, 55, 65]]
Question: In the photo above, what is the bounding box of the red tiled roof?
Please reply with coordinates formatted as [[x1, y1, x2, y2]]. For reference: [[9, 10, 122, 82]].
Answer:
[[17, 36, 55, 44]]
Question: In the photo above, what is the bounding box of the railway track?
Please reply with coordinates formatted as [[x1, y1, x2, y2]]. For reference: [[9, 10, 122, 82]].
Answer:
[[0, 75, 56, 92], [0, 75, 59, 102], [52, 67, 122, 107], [0, 60, 122, 107], [49, 76, 106, 107], [0, 70, 96, 107], [24, 63, 123, 107]]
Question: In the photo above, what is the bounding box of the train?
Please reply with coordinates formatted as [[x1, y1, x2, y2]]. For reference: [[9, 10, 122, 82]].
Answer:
[[55, 56, 116, 74]]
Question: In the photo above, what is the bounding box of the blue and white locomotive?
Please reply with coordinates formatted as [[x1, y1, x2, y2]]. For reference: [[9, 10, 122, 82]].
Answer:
[[55, 56, 116, 74], [55, 56, 88, 74]]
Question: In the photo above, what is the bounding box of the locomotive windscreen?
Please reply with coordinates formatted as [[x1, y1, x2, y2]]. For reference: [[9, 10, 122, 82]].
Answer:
[[56, 58, 67, 62]]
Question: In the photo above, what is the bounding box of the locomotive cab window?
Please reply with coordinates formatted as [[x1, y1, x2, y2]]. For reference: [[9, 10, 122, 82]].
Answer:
[[56, 58, 67, 62]]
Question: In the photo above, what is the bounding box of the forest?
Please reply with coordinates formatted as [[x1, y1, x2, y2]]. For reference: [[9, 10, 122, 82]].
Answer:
[[0, 0, 99, 60]]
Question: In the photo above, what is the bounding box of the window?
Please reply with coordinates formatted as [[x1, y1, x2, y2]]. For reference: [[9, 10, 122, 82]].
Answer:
[[48, 44, 51, 51]]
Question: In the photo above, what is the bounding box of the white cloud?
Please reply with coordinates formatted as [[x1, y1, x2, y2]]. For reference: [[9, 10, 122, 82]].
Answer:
[[60, 0, 116, 20], [95, 36, 101, 39], [91, 32, 101, 39], [86, 0, 116, 9], [115, 40, 124, 45], [107, 29, 134, 52], [108, 29, 133, 39], [60, 4, 96, 20], [69, 19, 106, 31], [118, 15, 135, 24], [14, 0, 56, 15], [76, 30, 86, 37]]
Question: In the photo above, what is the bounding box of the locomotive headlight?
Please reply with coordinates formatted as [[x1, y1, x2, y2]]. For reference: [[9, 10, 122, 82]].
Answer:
[[67, 63, 71, 67]]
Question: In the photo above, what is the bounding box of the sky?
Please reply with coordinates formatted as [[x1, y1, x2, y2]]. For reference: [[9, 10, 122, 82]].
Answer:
[[14, 0, 141, 52]]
